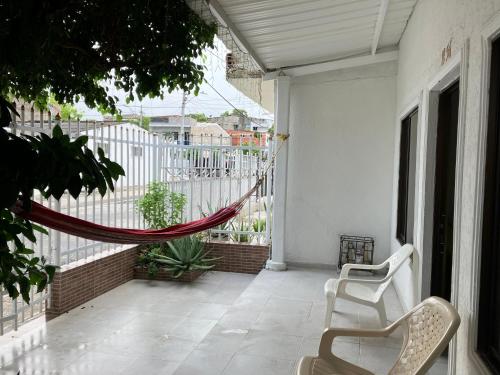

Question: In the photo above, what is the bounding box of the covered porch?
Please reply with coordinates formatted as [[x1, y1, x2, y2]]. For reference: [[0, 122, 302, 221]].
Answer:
[[3, 0, 500, 374]]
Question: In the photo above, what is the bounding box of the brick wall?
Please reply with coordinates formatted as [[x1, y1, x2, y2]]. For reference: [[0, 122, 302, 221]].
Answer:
[[46, 246, 139, 320], [134, 268, 204, 282], [47, 242, 269, 320], [205, 242, 269, 274]]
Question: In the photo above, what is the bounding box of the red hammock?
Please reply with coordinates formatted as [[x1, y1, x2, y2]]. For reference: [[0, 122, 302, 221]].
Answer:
[[16, 180, 261, 244]]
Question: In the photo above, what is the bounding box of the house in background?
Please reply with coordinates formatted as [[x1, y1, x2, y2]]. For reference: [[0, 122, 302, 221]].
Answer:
[[190, 122, 231, 145], [84, 122, 157, 187], [227, 129, 267, 147], [149, 115, 196, 142], [210, 114, 245, 131], [211, 114, 272, 132]]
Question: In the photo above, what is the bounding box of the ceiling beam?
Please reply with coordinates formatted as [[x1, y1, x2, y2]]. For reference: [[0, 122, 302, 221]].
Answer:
[[263, 50, 398, 79], [208, 0, 267, 73], [371, 0, 390, 55]]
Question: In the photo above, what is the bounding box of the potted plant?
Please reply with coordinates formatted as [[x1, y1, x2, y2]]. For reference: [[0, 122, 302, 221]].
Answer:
[[199, 200, 230, 240], [230, 220, 253, 243], [136, 236, 220, 281], [252, 218, 266, 233]]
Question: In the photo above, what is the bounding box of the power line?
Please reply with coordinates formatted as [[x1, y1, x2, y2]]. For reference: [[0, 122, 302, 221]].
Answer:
[[203, 79, 272, 127]]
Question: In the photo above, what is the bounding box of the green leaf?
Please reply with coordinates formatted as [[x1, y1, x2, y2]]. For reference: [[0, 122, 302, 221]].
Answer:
[[52, 125, 63, 138], [32, 224, 49, 235], [44, 265, 57, 282], [19, 276, 31, 303], [36, 278, 48, 294]]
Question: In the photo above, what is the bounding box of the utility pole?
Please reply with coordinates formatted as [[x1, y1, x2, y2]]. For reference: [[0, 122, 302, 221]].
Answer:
[[180, 91, 187, 145], [139, 104, 143, 129]]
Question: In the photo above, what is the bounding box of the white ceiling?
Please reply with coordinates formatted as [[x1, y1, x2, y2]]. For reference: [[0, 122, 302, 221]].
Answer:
[[215, 0, 418, 71]]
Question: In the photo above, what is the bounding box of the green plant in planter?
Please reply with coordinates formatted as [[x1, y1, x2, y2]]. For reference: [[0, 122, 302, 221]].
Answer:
[[138, 246, 162, 277], [230, 221, 253, 243], [136, 182, 187, 275], [199, 200, 230, 239], [153, 236, 220, 278], [137, 182, 186, 229], [252, 218, 266, 233]]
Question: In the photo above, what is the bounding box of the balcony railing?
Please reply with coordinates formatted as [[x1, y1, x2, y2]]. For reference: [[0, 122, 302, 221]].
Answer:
[[4, 105, 273, 334]]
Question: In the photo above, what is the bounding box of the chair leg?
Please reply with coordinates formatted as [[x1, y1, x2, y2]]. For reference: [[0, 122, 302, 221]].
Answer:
[[324, 294, 336, 329], [375, 299, 387, 326]]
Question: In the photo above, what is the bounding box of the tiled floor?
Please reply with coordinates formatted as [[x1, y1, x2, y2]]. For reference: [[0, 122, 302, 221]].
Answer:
[[0, 267, 448, 374]]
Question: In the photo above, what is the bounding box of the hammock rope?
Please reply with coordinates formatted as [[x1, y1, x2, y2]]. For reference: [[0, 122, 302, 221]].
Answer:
[[12, 135, 289, 244]]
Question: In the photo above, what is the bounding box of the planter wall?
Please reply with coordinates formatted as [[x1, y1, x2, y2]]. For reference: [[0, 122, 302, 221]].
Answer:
[[134, 266, 204, 282], [46, 246, 138, 320], [205, 241, 270, 274]]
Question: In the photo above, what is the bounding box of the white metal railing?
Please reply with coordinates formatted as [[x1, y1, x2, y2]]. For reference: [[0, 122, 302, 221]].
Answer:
[[163, 134, 271, 244], [4, 105, 272, 334]]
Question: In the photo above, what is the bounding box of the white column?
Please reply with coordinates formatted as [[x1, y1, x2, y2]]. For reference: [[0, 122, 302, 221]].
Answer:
[[267, 75, 290, 271]]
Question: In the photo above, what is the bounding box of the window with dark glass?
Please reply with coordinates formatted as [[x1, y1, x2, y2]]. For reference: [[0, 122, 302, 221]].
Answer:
[[396, 109, 418, 245]]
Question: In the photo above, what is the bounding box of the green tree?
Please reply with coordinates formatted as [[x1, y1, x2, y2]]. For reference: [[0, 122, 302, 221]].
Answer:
[[48, 95, 83, 121], [220, 108, 248, 117], [188, 113, 209, 122], [130, 117, 151, 131], [0, 0, 216, 302], [0, 0, 216, 118]]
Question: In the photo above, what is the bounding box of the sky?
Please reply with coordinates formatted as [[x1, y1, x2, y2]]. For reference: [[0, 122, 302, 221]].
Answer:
[[75, 38, 273, 121]]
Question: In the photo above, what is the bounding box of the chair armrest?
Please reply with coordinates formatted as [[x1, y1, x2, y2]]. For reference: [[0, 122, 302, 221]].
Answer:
[[337, 277, 388, 289], [318, 325, 399, 358], [340, 261, 388, 279]]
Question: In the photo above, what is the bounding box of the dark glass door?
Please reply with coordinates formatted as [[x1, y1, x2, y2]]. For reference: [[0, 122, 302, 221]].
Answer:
[[478, 37, 500, 374], [430, 81, 460, 301]]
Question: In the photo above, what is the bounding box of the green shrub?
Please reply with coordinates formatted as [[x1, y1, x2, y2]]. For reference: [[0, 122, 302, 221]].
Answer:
[[136, 182, 186, 229]]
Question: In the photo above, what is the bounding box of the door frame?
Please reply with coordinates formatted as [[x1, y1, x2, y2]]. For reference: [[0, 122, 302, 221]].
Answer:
[[417, 41, 469, 375], [392, 97, 422, 314], [467, 12, 500, 375]]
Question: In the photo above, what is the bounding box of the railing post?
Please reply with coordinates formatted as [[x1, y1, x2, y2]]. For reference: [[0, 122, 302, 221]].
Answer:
[[152, 134, 158, 182], [265, 140, 273, 245], [53, 200, 62, 267]]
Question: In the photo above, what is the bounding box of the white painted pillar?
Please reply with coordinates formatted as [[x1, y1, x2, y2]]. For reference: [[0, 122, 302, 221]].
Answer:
[[267, 75, 290, 271]]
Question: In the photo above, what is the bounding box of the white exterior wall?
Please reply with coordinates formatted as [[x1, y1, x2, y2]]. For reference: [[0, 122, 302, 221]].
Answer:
[[391, 1, 500, 373], [284, 62, 397, 266], [85, 123, 158, 187]]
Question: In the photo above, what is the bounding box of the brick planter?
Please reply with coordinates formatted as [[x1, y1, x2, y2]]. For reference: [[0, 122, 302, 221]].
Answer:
[[46, 246, 139, 320], [205, 241, 269, 274], [133, 266, 204, 282]]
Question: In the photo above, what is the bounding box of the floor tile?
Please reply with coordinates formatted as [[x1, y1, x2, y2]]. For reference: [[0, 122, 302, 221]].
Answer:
[[173, 349, 234, 375], [222, 353, 295, 375], [237, 330, 303, 360]]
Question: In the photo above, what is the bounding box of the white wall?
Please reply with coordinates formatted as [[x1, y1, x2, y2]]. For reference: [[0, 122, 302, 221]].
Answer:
[[85, 123, 158, 188], [391, 1, 500, 373], [284, 62, 397, 266]]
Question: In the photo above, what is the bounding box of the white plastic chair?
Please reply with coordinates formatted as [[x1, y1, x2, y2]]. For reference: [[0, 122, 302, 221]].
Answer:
[[298, 296, 460, 375], [324, 244, 414, 328]]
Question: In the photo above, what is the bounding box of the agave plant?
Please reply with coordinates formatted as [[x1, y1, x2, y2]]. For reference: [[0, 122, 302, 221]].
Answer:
[[152, 236, 220, 278], [252, 218, 266, 233], [230, 221, 253, 243]]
